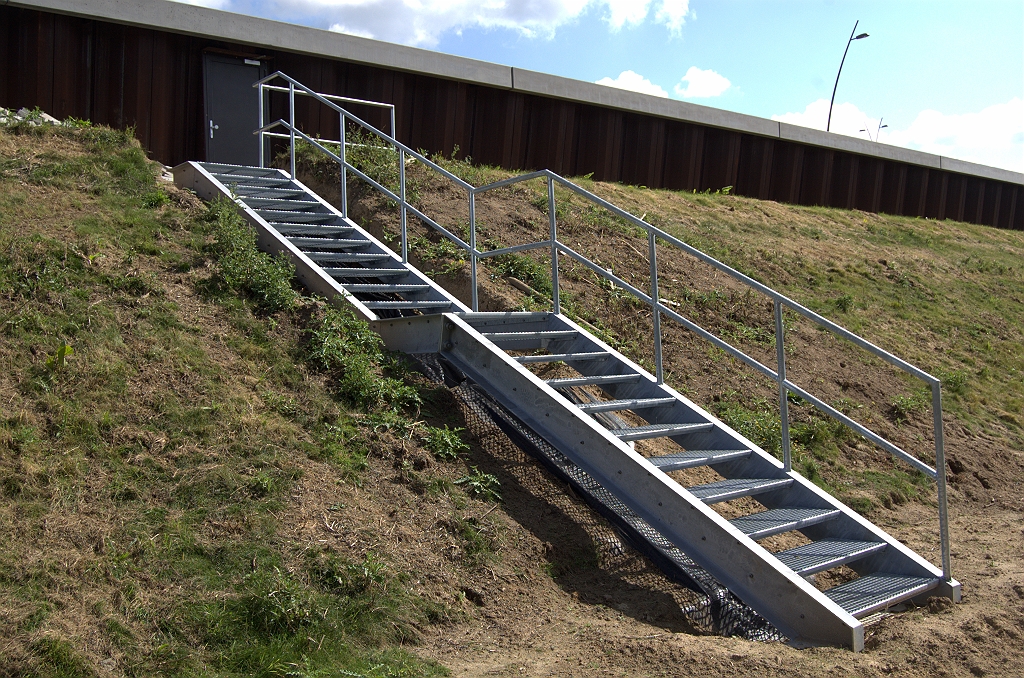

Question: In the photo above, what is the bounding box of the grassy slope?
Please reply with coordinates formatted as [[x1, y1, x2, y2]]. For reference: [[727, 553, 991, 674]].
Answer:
[[319, 142, 1023, 514], [4, 124, 1021, 676], [0, 124, 472, 677]]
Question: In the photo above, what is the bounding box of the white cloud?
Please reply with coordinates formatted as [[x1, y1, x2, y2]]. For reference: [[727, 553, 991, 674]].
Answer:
[[603, 0, 651, 30], [654, 0, 692, 34], [771, 99, 873, 137], [595, 70, 668, 97], [885, 99, 1024, 173], [772, 98, 1024, 173], [672, 66, 730, 98], [251, 0, 691, 47], [273, 0, 604, 46]]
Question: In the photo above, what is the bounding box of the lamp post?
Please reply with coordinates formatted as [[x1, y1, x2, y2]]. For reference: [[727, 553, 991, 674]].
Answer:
[[827, 20, 869, 132], [860, 118, 888, 142]]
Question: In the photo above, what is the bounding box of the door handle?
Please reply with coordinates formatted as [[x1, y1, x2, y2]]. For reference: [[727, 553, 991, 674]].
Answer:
[[209, 120, 220, 139]]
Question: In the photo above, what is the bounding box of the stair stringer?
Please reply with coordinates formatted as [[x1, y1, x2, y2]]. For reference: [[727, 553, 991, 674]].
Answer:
[[438, 313, 867, 650]]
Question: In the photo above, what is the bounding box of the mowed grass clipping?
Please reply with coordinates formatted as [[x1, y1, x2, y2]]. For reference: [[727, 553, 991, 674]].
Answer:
[[0, 121, 452, 677]]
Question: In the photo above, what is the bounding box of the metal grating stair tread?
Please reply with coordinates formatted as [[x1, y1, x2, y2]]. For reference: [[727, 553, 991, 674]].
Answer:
[[286, 237, 372, 249], [244, 198, 322, 210], [305, 252, 392, 263], [271, 224, 355, 236], [208, 170, 283, 181], [546, 374, 642, 388], [731, 507, 843, 540], [773, 540, 887, 576], [361, 300, 454, 310], [482, 330, 578, 343], [515, 352, 610, 364], [255, 210, 337, 223], [323, 267, 410, 279], [648, 449, 751, 471], [610, 422, 715, 441], [342, 283, 430, 293], [687, 477, 793, 503], [233, 187, 306, 198], [576, 397, 677, 413], [824, 574, 939, 618]]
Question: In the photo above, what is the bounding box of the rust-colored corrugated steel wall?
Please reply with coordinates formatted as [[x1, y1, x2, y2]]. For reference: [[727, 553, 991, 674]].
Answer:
[[2, 6, 1021, 229]]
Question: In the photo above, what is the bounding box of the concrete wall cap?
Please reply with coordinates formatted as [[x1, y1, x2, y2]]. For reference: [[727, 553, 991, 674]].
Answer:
[[10, 0, 1024, 186], [938, 156, 1024, 184], [778, 122, 942, 168], [512, 68, 781, 137]]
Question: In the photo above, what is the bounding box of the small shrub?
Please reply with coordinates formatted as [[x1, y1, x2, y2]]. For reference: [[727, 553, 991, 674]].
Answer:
[[454, 466, 501, 502], [422, 425, 469, 460], [834, 293, 854, 313], [940, 370, 968, 396], [890, 391, 928, 423], [202, 198, 297, 313], [307, 551, 389, 598], [237, 568, 320, 637], [307, 306, 420, 412], [714, 398, 782, 458], [44, 343, 74, 373], [492, 252, 552, 296]]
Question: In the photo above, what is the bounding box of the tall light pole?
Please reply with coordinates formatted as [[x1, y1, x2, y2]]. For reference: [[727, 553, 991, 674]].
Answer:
[[827, 20, 869, 132]]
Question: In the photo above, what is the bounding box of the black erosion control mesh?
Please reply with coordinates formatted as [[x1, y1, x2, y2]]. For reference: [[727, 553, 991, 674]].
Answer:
[[414, 353, 783, 643]]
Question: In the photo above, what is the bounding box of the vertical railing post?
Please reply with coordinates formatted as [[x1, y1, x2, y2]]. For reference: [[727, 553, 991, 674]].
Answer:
[[257, 83, 265, 168], [400, 148, 408, 263], [469, 190, 478, 312], [288, 82, 296, 180], [774, 300, 792, 472], [389, 105, 396, 142], [547, 176, 560, 314], [649, 229, 663, 384], [933, 383, 951, 581], [339, 112, 348, 219]]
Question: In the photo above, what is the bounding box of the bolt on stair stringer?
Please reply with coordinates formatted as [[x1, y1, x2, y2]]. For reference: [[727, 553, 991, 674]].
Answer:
[[173, 159, 959, 651]]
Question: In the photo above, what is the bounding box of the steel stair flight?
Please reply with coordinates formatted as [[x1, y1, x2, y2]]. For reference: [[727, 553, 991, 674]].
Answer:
[[174, 160, 959, 651]]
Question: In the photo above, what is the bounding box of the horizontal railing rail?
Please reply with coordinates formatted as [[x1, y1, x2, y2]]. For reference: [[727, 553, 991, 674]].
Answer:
[[254, 71, 951, 582]]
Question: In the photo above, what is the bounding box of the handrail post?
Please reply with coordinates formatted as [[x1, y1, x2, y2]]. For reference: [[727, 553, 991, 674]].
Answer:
[[390, 106, 396, 141], [400, 148, 408, 263], [548, 177, 560, 314], [257, 83, 265, 168], [339, 112, 348, 219], [288, 82, 296, 180], [774, 300, 792, 472], [469, 190, 478, 312], [933, 383, 952, 581], [649, 229, 663, 384]]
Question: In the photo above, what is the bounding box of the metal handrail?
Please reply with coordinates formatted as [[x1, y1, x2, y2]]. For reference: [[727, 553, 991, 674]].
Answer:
[[254, 71, 951, 583]]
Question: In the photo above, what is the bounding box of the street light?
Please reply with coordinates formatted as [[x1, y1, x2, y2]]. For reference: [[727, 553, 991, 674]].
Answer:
[[827, 20, 869, 132], [859, 118, 888, 142]]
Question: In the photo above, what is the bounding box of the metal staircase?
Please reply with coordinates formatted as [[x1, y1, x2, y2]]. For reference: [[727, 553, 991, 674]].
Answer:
[[172, 71, 960, 651], [172, 161, 468, 319]]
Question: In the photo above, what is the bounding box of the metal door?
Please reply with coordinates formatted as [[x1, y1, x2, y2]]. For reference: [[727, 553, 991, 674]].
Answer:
[[203, 54, 264, 165]]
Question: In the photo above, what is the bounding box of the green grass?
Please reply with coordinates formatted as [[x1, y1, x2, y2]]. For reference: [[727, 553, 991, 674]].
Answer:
[[0, 122, 459, 677]]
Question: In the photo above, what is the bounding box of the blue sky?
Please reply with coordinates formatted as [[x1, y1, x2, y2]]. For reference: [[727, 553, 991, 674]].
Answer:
[[187, 0, 1023, 171]]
